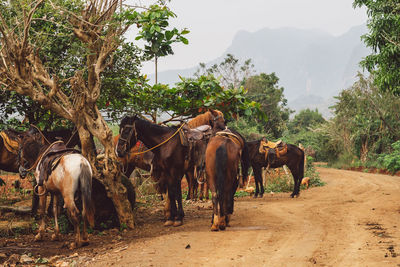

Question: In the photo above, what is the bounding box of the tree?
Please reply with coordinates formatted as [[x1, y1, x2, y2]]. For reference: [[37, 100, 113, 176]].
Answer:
[[0, 0, 143, 228], [243, 73, 292, 138], [330, 74, 400, 162], [126, 75, 263, 123], [353, 0, 400, 95], [135, 4, 189, 84], [288, 108, 326, 135], [195, 53, 255, 89]]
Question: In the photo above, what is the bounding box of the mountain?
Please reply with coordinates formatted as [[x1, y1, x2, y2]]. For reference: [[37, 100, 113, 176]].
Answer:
[[152, 24, 370, 118]]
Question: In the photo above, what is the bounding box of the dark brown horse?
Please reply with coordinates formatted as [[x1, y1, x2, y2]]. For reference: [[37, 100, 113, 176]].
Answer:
[[247, 139, 305, 198], [185, 109, 226, 200], [205, 132, 242, 231], [116, 115, 190, 226]]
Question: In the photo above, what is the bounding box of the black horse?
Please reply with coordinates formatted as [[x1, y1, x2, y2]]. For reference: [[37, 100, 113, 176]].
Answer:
[[247, 139, 304, 198]]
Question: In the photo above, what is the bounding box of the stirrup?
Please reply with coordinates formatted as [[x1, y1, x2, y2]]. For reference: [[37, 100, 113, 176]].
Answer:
[[34, 184, 47, 196]]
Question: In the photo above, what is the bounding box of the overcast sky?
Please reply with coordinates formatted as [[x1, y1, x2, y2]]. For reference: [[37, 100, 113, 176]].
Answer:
[[129, 0, 368, 74]]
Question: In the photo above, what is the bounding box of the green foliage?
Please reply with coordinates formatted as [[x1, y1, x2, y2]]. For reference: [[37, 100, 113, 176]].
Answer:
[[234, 190, 250, 198], [323, 74, 400, 165], [378, 140, 400, 173], [127, 75, 263, 123], [353, 0, 400, 95], [288, 108, 326, 135], [135, 4, 189, 59], [265, 174, 293, 193], [244, 72, 292, 138], [305, 156, 326, 188]]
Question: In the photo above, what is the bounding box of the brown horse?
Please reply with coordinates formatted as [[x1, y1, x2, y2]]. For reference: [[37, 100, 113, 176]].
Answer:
[[0, 129, 23, 173], [205, 132, 242, 231], [185, 109, 226, 200], [112, 135, 153, 177], [247, 139, 305, 198], [117, 115, 189, 226], [18, 133, 94, 249]]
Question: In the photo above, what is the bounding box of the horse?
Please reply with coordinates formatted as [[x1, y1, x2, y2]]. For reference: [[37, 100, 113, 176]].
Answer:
[[112, 135, 153, 178], [18, 133, 94, 249], [185, 109, 226, 200], [205, 132, 242, 231], [0, 129, 24, 173], [117, 115, 190, 226], [247, 139, 305, 198]]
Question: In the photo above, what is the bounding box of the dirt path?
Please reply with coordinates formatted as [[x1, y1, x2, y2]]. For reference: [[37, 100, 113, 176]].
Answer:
[[89, 167, 400, 266]]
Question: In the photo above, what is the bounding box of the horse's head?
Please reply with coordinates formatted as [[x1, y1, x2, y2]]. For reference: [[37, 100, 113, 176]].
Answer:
[[208, 109, 226, 131], [18, 134, 43, 179], [116, 115, 138, 157]]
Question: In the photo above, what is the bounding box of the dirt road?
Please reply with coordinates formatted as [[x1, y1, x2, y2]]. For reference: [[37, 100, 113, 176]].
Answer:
[[89, 167, 400, 266]]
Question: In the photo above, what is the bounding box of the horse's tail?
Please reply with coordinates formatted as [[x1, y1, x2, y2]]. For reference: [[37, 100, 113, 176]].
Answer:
[[80, 162, 95, 228], [216, 142, 227, 217], [299, 148, 305, 179]]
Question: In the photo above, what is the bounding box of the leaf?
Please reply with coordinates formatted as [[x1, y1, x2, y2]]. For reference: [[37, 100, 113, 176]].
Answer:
[[180, 37, 189, 45]]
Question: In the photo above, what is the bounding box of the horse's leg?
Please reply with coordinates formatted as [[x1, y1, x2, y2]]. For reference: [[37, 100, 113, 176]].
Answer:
[[51, 194, 60, 241], [164, 183, 176, 226], [253, 167, 262, 198], [289, 166, 300, 198], [174, 180, 184, 227], [34, 188, 47, 242], [185, 172, 193, 201], [64, 195, 81, 249]]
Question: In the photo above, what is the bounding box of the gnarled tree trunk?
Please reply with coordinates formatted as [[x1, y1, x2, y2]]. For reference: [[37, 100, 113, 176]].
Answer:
[[0, 0, 135, 228]]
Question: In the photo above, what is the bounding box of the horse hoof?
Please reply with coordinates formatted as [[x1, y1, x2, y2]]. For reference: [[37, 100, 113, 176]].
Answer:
[[164, 220, 174, 227], [253, 194, 258, 198], [211, 225, 219, 231], [81, 239, 89, 246], [219, 225, 226, 231], [173, 221, 183, 227], [258, 194, 264, 198]]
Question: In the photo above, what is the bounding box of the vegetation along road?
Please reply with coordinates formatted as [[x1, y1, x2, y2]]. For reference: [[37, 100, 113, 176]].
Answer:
[[84, 167, 400, 266]]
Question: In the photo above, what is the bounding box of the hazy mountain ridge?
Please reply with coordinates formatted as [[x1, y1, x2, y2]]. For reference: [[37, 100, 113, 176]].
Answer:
[[152, 24, 369, 117]]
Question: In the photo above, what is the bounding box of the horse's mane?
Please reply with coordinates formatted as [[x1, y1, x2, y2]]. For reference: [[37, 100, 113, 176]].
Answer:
[[187, 110, 223, 129], [121, 115, 174, 136]]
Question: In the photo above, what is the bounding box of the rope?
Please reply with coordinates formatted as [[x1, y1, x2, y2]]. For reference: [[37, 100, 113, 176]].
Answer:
[[24, 140, 64, 172], [131, 123, 187, 156], [64, 127, 78, 147], [30, 124, 51, 145]]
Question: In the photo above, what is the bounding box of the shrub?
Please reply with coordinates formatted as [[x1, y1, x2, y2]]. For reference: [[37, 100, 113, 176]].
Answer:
[[378, 140, 400, 173]]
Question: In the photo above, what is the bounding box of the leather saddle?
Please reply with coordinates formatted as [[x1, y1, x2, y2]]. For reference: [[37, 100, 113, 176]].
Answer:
[[38, 141, 80, 186], [259, 138, 288, 159], [180, 124, 213, 146]]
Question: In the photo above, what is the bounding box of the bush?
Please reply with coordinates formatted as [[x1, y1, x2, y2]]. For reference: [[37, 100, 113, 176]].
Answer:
[[378, 140, 400, 173]]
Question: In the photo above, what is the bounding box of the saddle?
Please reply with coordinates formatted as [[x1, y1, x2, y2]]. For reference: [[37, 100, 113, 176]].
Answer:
[[215, 130, 244, 149], [0, 131, 20, 154], [259, 138, 287, 159], [180, 124, 213, 146], [38, 141, 80, 186]]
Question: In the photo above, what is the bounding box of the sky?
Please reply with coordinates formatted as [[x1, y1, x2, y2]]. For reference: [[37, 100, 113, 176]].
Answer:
[[127, 0, 368, 75]]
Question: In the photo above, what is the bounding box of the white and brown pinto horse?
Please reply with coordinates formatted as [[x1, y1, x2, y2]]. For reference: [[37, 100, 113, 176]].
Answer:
[[18, 133, 94, 249]]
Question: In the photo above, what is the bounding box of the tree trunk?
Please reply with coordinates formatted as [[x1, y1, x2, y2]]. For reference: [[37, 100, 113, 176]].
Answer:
[[76, 107, 135, 229]]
